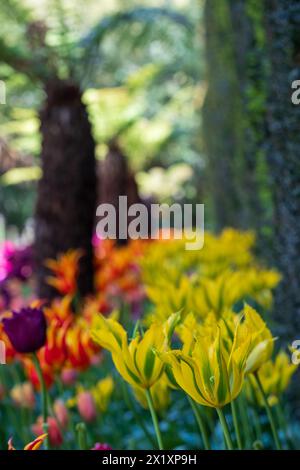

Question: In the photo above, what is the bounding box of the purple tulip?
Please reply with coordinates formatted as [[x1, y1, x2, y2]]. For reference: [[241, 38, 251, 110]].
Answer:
[[2, 307, 47, 353]]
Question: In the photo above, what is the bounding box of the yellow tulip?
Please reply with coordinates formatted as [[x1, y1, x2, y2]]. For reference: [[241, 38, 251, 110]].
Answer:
[[246, 351, 298, 407], [197, 229, 255, 272], [141, 227, 280, 324], [179, 305, 275, 378], [91, 313, 179, 389], [145, 276, 192, 323], [239, 304, 275, 374], [191, 271, 246, 319], [198, 304, 275, 375], [238, 268, 281, 310], [161, 322, 251, 408], [141, 229, 256, 283], [178, 310, 238, 355], [133, 376, 170, 412], [92, 376, 114, 413]]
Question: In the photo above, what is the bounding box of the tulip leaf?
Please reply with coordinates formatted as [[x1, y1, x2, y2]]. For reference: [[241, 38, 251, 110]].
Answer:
[[144, 348, 156, 380]]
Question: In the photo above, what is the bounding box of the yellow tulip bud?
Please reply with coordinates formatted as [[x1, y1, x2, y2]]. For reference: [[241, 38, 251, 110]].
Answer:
[[246, 351, 298, 407], [240, 304, 275, 374]]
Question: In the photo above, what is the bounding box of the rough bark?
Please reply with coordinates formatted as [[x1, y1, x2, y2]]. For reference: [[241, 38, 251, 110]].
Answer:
[[203, 0, 268, 234], [98, 140, 141, 244], [203, 0, 242, 229], [265, 0, 300, 342], [35, 80, 97, 299], [229, 0, 268, 235]]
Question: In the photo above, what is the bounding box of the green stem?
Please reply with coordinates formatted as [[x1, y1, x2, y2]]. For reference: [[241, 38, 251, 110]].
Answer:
[[121, 381, 155, 447], [21, 407, 31, 443], [76, 423, 87, 450], [131, 320, 140, 339], [252, 407, 263, 441], [253, 373, 281, 450], [203, 407, 215, 435], [6, 403, 24, 442], [145, 388, 164, 450], [238, 392, 253, 448], [72, 291, 81, 315], [216, 408, 234, 450], [231, 399, 242, 449], [32, 353, 49, 450], [247, 378, 262, 443], [275, 401, 294, 449], [187, 396, 210, 450]]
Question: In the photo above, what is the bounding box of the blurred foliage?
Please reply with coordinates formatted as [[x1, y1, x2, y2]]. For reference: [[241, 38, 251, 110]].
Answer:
[[0, 0, 204, 231]]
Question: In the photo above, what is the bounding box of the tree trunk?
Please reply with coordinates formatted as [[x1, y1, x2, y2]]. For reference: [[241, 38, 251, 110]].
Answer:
[[98, 140, 141, 245], [229, 0, 269, 237], [35, 80, 97, 299], [203, 0, 268, 234], [203, 0, 242, 230], [265, 0, 300, 342]]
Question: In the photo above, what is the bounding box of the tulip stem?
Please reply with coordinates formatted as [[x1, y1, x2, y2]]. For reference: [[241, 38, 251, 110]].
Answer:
[[32, 353, 49, 450], [231, 399, 242, 449], [76, 423, 88, 450], [121, 381, 156, 447], [145, 388, 164, 450], [253, 372, 281, 450], [216, 408, 234, 450], [252, 407, 263, 441], [187, 397, 210, 450], [276, 401, 295, 449]]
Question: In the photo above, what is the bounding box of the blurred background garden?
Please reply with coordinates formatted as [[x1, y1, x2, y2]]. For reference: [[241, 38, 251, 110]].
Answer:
[[0, 0, 299, 451]]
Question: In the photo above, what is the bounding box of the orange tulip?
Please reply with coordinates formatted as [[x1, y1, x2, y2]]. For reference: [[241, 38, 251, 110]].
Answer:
[[8, 433, 48, 450], [45, 249, 83, 296]]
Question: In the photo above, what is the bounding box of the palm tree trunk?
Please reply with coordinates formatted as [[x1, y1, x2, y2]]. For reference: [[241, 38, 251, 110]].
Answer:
[[35, 80, 97, 299]]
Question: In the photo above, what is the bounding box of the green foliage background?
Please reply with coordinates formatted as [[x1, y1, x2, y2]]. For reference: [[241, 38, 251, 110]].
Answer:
[[0, 0, 204, 231]]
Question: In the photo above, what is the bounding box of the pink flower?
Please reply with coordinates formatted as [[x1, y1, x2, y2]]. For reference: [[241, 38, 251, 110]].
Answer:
[[61, 368, 78, 386], [77, 391, 97, 423], [53, 399, 69, 428], [0, 242, 33, 282], [32, 416, 63, 447], [0, 242, 14, 282], [92, 443, 112, 450]]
